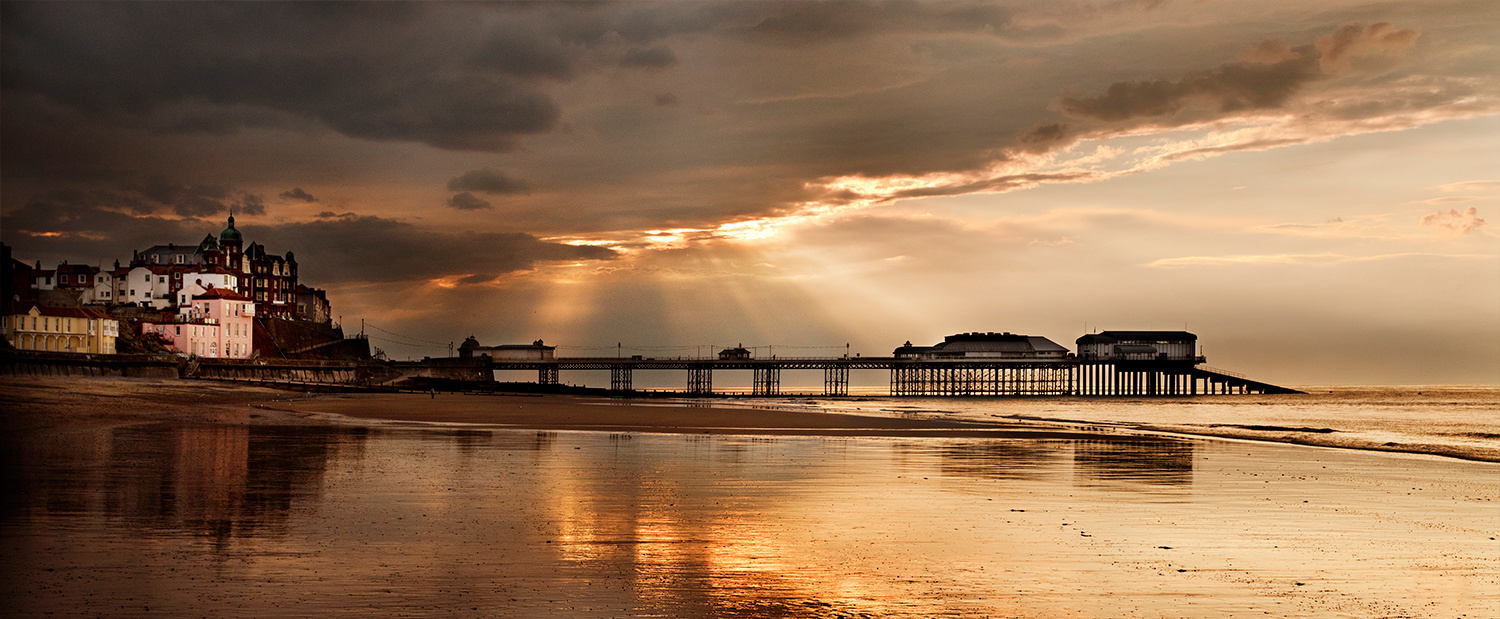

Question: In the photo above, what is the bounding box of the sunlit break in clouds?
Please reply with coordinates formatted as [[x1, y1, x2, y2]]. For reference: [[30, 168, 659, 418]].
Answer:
[[2, 0, 1497, 384]]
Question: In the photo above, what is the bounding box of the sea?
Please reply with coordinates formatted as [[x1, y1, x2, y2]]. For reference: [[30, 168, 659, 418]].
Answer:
[[713, 385, 1500, 463]]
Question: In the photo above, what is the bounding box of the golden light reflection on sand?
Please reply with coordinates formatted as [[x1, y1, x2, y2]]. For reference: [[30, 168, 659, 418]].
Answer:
[[7, 408, 1496, 618]]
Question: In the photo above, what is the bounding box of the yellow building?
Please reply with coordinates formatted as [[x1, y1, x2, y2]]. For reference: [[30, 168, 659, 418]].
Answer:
[[3, 305, 119, 354]]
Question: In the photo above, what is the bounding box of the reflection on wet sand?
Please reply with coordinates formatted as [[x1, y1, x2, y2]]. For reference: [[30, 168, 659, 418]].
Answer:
[[920, 437, 1193, 489], [5, 422, 1494, 618], [925, 440, 1060, 480], [14, 424, 366, 544], [1071, 439, 1194, 487]]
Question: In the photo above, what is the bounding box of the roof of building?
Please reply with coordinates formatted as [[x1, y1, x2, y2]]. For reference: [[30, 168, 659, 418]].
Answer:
[[1077, 331, 1196, 345], [899, 332, 1069, 356], [55, 264, 100, 276], [128, 265, 177, 275], [17, 305, 113, 320], [491, 339, 554, 350], [493, 343, 555, 351], [193, 286, 253, 301], [138, 243, 199, 255]]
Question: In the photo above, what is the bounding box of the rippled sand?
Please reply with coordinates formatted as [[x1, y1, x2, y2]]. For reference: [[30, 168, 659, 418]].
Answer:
[[3, 378, 1496, 618]]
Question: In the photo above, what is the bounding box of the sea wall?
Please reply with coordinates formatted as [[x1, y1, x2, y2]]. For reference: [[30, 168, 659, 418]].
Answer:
[[188, 358, 400, 385], [0, 350, 182, 378]]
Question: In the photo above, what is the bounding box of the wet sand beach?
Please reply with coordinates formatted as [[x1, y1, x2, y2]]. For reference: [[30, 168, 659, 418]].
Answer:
[[3, 377, 1496, 618], [268, 391, 1126, 439]]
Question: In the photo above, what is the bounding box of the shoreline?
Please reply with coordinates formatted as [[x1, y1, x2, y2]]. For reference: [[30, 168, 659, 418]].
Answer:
[[0, 376, 1138, 442], [3, 377, 1495, 463]]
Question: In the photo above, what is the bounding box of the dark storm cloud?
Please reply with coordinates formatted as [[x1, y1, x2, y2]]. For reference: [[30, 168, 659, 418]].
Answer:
[[620, 45, 677, 68], [174, 194, 229, 218], [1, 2, 560, 152], [1055, 23, 1418, 124], [4, 195, 616, 284], [447, 169, 529, 195], [119, 177, 227, 211], [1056, 51, 1320, 122], [1015, 122, 1078, 153], [281, 188, 318, 203], [2, 191, 211, 263], [236, 194, 267, 216], [736, 0, 1167, 44], [472, 25, 582, 80], [98, 175, 269, 218], [89, 174, 265, 218], [447, 192, 494, 211], [248, 215, 616, 284]]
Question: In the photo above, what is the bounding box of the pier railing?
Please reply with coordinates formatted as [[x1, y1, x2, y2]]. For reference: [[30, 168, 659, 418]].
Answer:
[[1195, 365, 1245, 379]]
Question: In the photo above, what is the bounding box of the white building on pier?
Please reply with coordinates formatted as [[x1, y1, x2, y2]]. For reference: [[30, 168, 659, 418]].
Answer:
[[893, 332, 1069, 361]]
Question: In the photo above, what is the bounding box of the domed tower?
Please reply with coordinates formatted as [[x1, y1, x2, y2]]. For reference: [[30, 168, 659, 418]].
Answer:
[[219, 212, 244, 272], [458, 336, 481, 358]]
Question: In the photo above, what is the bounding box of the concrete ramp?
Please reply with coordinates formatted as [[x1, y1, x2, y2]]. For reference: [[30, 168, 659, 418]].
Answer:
[[1191, 366, 1302, 394]]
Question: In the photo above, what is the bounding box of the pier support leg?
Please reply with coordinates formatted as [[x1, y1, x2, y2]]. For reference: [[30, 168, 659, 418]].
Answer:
[[687, 366, 713, 395], [610, 365, 633, 392], [539, 365, 559, 385], [752, 366, 781, 396], [824, 365, 849, 396]]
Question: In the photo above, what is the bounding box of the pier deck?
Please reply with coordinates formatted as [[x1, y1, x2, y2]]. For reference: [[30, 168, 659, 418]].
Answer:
[[485, 356, 1301, 397]]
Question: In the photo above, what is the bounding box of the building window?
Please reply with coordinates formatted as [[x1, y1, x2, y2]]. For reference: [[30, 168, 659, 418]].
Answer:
[[61, 275, 69, 284], [158, 276, 166, 284]]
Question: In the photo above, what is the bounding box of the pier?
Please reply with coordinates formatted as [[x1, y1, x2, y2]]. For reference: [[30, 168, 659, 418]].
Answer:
[[483, 356, 1301, 397], [468, 331, 1301, 396]]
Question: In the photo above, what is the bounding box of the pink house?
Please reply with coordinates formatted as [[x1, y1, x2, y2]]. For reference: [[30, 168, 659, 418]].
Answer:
[[143, 285, 256, 358]]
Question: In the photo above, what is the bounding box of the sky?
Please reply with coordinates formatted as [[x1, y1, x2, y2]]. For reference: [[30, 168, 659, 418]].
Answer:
[[3, 0, 1497, 386]]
